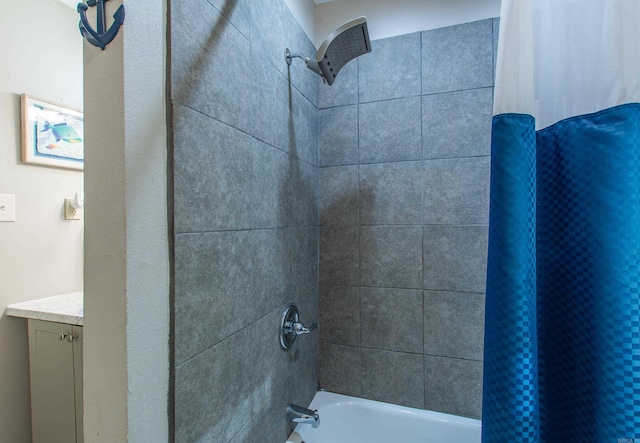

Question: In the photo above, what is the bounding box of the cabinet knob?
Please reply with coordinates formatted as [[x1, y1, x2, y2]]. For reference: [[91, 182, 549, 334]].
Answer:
[[58, 333, 77, 342]]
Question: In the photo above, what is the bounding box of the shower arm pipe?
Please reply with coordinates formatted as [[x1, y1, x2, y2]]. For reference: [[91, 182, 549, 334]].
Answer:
[[285, 48, 327, 83]]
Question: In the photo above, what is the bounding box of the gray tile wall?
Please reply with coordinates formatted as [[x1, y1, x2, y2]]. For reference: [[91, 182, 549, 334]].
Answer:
[[170, 0, 319, 441], [318, 19, 498, 420]]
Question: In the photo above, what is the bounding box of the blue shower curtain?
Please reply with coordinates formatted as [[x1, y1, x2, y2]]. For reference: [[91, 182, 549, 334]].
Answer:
[[482, 103, 640, 441]]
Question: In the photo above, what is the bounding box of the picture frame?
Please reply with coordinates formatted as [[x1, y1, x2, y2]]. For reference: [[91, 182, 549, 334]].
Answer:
[[21, 94, 84, 171]]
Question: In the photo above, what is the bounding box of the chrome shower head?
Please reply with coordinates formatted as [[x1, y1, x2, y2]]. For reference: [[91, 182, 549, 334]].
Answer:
[[317, 17, 371, 85], [285, 16, 371, 86]]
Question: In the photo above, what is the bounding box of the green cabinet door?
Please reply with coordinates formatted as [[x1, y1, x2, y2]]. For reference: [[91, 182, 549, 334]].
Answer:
[[28, 319, 83, 443]]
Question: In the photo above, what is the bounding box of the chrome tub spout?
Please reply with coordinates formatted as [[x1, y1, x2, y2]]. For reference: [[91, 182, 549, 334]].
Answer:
[[286, 404, 320, 428]]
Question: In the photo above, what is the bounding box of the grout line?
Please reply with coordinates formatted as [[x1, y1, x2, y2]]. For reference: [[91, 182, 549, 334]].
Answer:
[[422, 353, 484, 363], [317, 223, 488, 229], [422, 85, 495, 98], [492, 18, 497, 88], [175, 320, 255, 369], [318, 155, 491, 169], [317, 84, 493, 109], [420, 28, 424, 97], [175, 224, 322, 236], [358, 94, 423, 106], [174, 100, 320, 169], [423, 223, 489, 228], [318, 282, 485, 296], [202, 0, 248, 41], [321, 342, 483, 363], [356, 56, 364, 396], [318, 102, 359, 111]]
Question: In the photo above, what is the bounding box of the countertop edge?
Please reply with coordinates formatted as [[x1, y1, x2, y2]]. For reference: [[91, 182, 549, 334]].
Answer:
[[4, 292, 84, 326], [5, 306, 84, 326]]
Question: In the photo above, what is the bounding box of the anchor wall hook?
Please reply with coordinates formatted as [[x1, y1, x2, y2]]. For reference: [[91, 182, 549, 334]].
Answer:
[[78, 0, 125, 50]]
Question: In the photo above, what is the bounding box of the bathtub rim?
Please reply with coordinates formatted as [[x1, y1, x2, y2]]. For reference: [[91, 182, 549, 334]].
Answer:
[[287, 390, 481, 442]]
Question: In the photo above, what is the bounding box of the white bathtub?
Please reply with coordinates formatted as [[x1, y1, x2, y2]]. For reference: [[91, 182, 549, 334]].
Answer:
[[286, 391, 481, 443]]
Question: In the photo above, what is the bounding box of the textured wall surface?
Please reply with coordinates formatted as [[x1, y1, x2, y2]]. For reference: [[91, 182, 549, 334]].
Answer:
[[316, 0, 501, 46], [317, 18, 498, 419], [170, 0, 319, 441], [83, 0, 170, 440], [0, 1, 83, 440]]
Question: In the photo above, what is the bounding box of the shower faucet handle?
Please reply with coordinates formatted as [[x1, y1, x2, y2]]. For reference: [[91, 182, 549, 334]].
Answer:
[[280, 304, 317, 350], [283, 320, 317, 336], [289, 321, 317, 335]]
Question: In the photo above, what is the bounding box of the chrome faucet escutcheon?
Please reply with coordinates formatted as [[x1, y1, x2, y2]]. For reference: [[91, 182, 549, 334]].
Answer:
[[280, 304, 317, 350]]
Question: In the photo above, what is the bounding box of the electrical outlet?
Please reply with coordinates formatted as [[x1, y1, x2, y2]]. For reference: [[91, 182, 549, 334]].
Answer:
[[65, 199, 81, 220], [0, 194, 16, 222]]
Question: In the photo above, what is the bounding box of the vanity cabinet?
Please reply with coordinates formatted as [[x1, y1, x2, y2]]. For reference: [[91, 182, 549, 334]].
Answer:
[[28, 319, 83, 443]]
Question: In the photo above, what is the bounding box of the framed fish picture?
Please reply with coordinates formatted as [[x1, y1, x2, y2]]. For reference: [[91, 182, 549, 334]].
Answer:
[[21, 94, 84, 171]]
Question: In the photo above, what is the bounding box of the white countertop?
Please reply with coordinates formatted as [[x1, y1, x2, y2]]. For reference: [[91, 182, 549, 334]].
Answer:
[[5, 292, 83, 326]]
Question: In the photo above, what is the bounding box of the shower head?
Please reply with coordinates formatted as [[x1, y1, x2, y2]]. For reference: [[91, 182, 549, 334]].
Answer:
[[285, 16, 371, 86], [316, 16, 371, 85]]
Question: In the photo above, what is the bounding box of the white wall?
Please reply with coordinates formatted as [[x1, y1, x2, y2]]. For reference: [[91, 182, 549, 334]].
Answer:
[[83, 0, 169, 441], [316, 0, 501, 45], [285, 0, 318, 43], [0, 1, 83, 441]]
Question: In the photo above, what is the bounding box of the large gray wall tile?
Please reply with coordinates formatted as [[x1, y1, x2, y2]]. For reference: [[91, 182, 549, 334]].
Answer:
[[292, 286, 319, 409], [174, 105, 253, 233], [320, 226, 359, 286], [251, 50, 288, 150], [361, 287, 423, 353], [422, 88, 493, 160], [172, 0, 252, 132], [423, 225, 489, 293], [287, 88, 318, 165], [292, 227, 319, 295], [311, 16, 496, 418], [359, 33, 421, 103], [289, 19, 320, 107], [207, 0, 251, 39], [424, 356, 483, 418], [250, 307, 292, 412], [360, 226, 422, 289], [319, 166, 359, 226], [252, 140, 291, 229], [229, 420, 254, 443], [251, 230, 292, 319], [296, 286, 320, 331], [175, 329, 252, 443], [291, 157, 318, 227], [424, 157, 491, 225], [319, 285, 360, 346], [252, 380, 295, 443], [359, 97, 422, 163], [319, 59, 358, 109], [362, 349, 424, 409], [319, 344, 361, 396], [249, 0, 291, 77], [493, 18, 500, 81], [289, 319, 319, 409], [319, 105, 358, 166], [424, 291, 485, 361], [172, 0, 319, 439], [174, 232, 253, 364], [360, 162, 423, 225], [422, 19, 493, 94]]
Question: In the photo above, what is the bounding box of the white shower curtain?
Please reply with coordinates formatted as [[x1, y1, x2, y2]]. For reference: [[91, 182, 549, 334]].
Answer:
[[494, 0, 640, 129]]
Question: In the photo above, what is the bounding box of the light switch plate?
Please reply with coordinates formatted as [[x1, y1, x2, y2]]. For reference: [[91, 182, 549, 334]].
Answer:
[[0, 194, 16, 222]]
